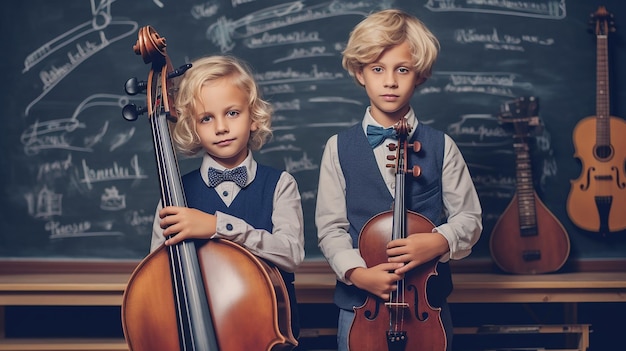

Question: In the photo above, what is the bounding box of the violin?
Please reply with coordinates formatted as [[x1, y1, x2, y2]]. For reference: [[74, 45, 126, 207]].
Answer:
[[120, 26, 297, 351], [348, 119, 446, 351]]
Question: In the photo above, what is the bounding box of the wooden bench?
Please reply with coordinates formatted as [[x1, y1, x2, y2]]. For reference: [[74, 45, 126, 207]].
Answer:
[[1, 271, 625, 350]]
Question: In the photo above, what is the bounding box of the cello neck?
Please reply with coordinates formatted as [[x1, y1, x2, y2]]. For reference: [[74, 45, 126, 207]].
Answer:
[[138, 26, 219, 351]]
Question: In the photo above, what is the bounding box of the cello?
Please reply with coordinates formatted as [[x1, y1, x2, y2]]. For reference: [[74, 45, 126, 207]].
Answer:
[[120, 26, 297, 351], [348, 119, 446, 351]]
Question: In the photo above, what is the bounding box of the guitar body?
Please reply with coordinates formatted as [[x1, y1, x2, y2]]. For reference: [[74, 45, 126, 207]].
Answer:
[[567, 115, 626, 233], [490, 192, 570, 274]]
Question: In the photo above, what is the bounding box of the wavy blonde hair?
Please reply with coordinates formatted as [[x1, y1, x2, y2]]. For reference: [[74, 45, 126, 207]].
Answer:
[[171, 55, 273, 156], [342, 9, 440, 85]]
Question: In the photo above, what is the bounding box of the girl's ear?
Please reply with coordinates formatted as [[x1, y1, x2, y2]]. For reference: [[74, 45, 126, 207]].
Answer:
[[250, 120, 259, 132]]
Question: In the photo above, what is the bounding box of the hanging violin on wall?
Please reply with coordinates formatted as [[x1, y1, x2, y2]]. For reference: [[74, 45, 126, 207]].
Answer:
[[120, 26, 297, 351], [348, 119, 446, 351]]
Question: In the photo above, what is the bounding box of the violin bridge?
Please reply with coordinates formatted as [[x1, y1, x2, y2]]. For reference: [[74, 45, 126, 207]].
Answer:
[[384, 302, 410, 308]]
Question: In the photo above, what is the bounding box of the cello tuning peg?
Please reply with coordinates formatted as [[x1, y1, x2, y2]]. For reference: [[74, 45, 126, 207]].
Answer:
[[168, 63, 193, 79], [122, 103, 147, 121], [124, 77, 147, 95], [388, 143, 397, 151], [386, 155, 396, 161]]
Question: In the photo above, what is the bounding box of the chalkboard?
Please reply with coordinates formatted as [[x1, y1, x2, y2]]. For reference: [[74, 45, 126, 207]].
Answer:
[[1, 0, 625, 264]]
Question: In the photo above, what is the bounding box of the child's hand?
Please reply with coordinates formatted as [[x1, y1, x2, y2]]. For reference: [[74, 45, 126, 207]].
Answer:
[[158, 206, 217, 246], [346, 262, 404, 300], [386, 232, 449, 275]]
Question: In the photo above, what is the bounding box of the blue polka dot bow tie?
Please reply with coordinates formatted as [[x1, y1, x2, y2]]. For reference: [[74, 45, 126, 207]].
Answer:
[[366, 124, 397, 148], [208, 166, 248, 187]]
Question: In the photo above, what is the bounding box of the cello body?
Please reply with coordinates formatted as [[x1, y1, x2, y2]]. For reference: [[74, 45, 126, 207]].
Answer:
[[120, 26, 297, 351], [123, 239, 297, 351]]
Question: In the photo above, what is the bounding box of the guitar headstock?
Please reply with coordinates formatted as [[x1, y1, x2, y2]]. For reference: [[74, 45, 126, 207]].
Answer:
[[498, 96, 540, 137], [589, 6, 616, 37]]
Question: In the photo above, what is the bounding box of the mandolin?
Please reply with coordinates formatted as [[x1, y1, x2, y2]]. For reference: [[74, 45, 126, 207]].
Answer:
[[567, 6, 626, 235], [489, 96, 570, 274]]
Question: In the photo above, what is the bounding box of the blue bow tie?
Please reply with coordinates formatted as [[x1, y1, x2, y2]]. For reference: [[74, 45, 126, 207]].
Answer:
[[208, 166, 248, 187], [366, 124, 397, 148]]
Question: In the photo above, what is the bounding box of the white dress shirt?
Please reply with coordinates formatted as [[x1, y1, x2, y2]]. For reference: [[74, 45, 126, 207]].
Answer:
[[151, 151, 305, 273], [315, 108, 482, 284]]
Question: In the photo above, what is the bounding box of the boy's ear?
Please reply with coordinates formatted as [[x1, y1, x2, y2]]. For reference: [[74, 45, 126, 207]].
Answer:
[[356, 70, 366, 86], [250, 120, 259, 131], [415, 76, 427, 87]]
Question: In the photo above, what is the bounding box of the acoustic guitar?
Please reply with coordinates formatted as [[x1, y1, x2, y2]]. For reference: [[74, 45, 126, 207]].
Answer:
[[567, 6, 626, 235], [489, 97, 570, 274]]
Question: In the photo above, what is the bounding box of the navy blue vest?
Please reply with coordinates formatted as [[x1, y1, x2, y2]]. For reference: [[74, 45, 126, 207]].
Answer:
[[335, 122, 452, 310], [182, 164, 300, 336]]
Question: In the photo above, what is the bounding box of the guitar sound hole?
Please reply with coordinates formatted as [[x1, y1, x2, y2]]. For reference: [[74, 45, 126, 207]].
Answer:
[[594, 144, 613, 160]]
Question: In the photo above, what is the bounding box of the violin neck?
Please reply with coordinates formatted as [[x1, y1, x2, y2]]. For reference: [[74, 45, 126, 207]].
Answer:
[[391, 145, 408, 241]]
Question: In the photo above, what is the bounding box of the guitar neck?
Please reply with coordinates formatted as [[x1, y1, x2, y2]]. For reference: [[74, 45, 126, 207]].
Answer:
[[596, 25, 610, 145], [513, 138, 538, 236]]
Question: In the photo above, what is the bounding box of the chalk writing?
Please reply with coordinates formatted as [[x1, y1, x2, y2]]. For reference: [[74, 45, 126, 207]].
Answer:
[[447, 114, 510, 146], [455, 28, 555, 51], [255, 65, 344, 85], [25, 186, 63, 219], [80, 155, 148, 190], [23, 0, 138, 115], [37, 154, 74, 181], [100, 186, 126, 211], [434, 71, 533, 97], [425, 0, 566, 19], [45, 219, 123, 239], [129, 210, 154, 227], [205, 1, 385, 52], [246, 31, 321, 49], [284, 152, 318, 173]]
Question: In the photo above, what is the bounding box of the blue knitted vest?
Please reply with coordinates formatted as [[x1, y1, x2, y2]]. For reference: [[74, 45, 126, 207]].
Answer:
[[181, 164, 300, 336]]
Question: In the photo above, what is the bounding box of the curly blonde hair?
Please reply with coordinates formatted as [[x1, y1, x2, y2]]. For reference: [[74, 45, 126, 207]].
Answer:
[[342, 9, 440, 85], [171, 55, 273, 156]]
